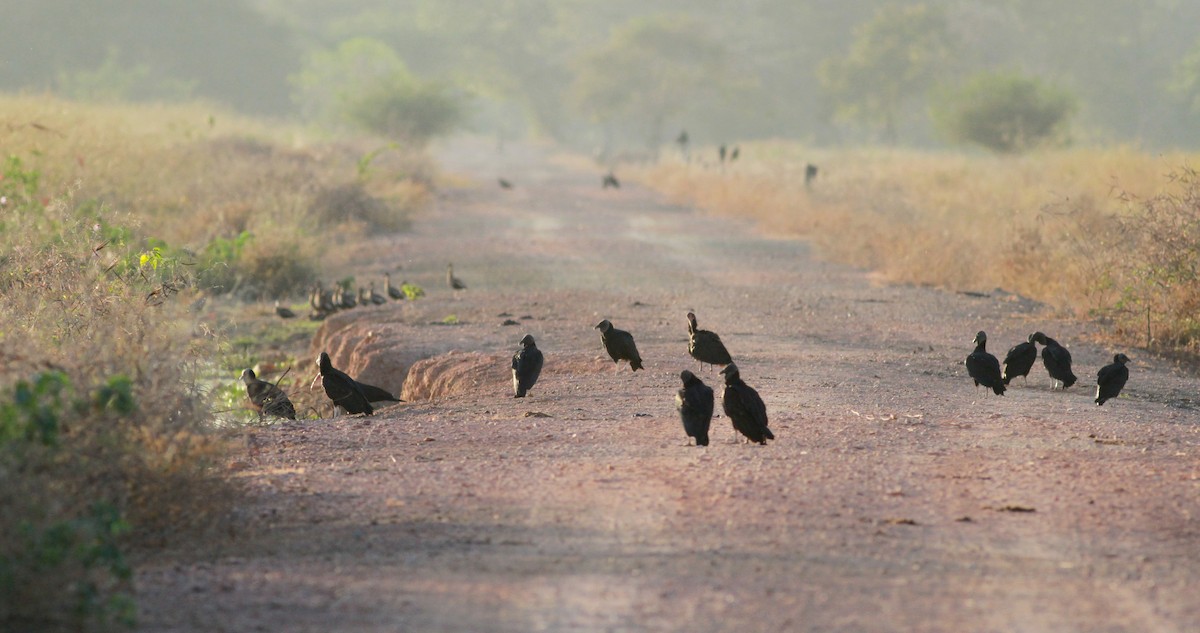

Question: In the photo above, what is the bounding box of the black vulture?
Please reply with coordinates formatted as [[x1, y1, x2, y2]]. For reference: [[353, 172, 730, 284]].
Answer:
[[729, 146, 740, 161], [965, 331, 1006, 395], [1095, 353, 1130, 405], [498, 178, 513, 189], [358, 286, 370, 306], [676, 130, 689, 147], [447, 263, 467, 290], [369, 282, 387, 305], [676, 370, 713, 446], [594, 319, 643, 371], [602, 171, 620, 189], [274, 300, 297, 319], [1002, 334, 1037, 385], [1031, 332, 1076, 390], [718, 144, 727, 163], [309, 284, 322, 312], [687, 311, 732, 369], [511, 334, 544, 398], [804, 163, 819, 188], [240, 368, 296, 420], [319, 283, 338, 312], [339, 286, 357, 309], [720, 363, 773, 444], [310, 352, 375, 416], [385, 272, 404, 300]]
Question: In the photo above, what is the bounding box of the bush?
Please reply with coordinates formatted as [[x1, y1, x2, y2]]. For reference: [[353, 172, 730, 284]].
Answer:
[[344, 74, 464, 146], [0, 160, 238, 629], [1097, 166, 1200, 350], [932, 71, 1076, 153]]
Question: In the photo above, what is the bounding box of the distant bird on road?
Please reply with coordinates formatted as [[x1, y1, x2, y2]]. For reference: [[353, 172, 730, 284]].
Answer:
[[498, 178, 513, 189], [718, 144, 727, 163], [594, 319, 643, 372], [384, 273, 404, 300], [447, 263, 467, 290], [511, 334, 544, 398], [369, 282, 387, 305], [602, 171, 620, 189], [1095, 353, 1130, 405], [240, 368, 296, 420], [676, 370, 713, 446], [686, 311, 732, 370], [720, 363, 773, 444], [805, 163, 819, 188], [966, 331, 1006, 395], [274, 300, 297, 319], [1032, 332, 1076, 390], [1002, 334, 1037, 385], [311, 352, 401, 416], [729, 146, 740, 162]]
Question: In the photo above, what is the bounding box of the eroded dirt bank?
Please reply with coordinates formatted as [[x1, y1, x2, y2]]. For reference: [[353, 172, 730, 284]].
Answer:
[[137, 139, 1199, 633]]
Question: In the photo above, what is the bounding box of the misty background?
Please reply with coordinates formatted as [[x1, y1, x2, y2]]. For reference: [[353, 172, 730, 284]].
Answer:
[[4, 0, 1200, 150]]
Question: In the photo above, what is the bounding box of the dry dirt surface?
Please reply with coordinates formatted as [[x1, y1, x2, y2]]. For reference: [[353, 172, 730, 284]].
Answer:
[[137, 139, 1200, 633]]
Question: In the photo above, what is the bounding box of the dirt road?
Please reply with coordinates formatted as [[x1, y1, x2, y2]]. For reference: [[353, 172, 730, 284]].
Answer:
[[138, 140, 1200, 632]]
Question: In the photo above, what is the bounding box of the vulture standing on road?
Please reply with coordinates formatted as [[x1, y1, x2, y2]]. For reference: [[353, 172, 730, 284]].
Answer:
[[1002, 334, 1038, 385], [512, 334, 544, 398], [447, 263, 467, 290], [720, 363, 773, 444], [687, 311, 732, 370], [498, 178, 513, 189], [1032, 332, 1076, 390], [594, 319, 643, 371], [274, 300, 297, 319], [385, 272, 404, 300], [602, 171, 620, 189], [965, 331, 1006, 396], [676, 370, 714, 447], [1095, 354, 1130, 405], [311, 352, 402, 416], [240, 368, 296, 420]]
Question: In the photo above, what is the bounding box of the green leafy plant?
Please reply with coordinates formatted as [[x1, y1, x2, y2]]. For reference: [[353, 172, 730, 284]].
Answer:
[[932, 71, 1076, 153]]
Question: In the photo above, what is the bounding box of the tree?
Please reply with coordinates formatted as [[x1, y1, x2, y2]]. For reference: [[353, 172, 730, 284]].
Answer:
[[818, 3, 958, 143], [932, 71, 1076, 153], [569, 15, 732, 151]]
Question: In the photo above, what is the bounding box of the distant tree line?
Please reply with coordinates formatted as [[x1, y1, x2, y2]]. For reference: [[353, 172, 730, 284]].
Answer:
[[6, 0, 1200, 150]]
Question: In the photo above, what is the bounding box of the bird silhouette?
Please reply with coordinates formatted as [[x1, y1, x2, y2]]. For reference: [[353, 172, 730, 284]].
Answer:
[[676, 370, 713, 446], [965, 331, 1006, 395]]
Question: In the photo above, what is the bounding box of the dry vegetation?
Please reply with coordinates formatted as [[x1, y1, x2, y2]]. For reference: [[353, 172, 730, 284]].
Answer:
[[0, 94, 433, 629], [637, 142, 1200, 352]]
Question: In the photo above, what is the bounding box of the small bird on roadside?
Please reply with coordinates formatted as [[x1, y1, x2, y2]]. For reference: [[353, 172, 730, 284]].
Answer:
[[1002, 334, 1037, 385], [384, 272, 404, 300], [369, 282, 387, 305], [804, 163, 819, 188], [594, 319, 643, 372], [965, 331, 1006, 396], [1095, 353, 1130, 405], [511, 334, 544, 398], [274, 300, 297, 319], [687, 311, 732, 370], [720, 363, 773, 444], [498, 178, 513, 189], [1032, 332, 1076, 390], [240, 368, 296, 420], [310, 352, 402, 416], [602, 171, 620, 189], [676, 370, 714, 446], [447, 263, 467, 290]]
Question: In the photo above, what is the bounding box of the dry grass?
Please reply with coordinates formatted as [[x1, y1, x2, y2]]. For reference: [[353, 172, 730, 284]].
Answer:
[[636, 142, 1200, 350], [0, 94, 436, 628]]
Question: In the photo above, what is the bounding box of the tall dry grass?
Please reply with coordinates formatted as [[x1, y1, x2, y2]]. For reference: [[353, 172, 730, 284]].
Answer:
[[1, 94, 436, 628], [638, 142, 1200, 351]]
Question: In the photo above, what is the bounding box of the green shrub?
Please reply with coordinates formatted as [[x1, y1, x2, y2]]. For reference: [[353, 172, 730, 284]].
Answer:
[[344, 74, 464, 146], [932, 71, 1076, 153]]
